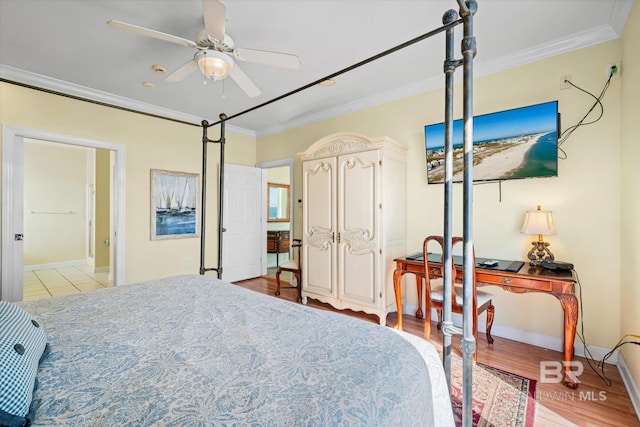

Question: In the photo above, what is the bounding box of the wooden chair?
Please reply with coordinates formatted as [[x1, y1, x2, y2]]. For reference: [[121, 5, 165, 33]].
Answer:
[[422, 235, 495, 361], [275, 239, 302, 302]]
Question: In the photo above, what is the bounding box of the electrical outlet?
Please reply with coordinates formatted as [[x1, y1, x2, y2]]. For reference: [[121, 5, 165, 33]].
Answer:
[[559, 75, 571, 90], [606, 63, 621, 79]]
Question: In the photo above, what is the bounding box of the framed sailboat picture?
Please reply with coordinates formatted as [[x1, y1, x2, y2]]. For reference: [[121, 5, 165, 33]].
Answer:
[[150, 169, 200, 240]]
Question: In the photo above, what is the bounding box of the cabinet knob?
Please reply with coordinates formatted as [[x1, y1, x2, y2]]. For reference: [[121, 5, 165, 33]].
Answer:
[[501, 278, 512, 284]]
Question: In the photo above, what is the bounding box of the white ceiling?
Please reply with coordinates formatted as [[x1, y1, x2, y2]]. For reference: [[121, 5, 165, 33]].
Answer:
[[0, 0, 633, 136]]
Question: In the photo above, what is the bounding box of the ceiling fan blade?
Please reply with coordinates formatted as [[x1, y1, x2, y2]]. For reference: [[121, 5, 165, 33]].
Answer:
[[107, 20, 197, 48], [228, 65, 261, 98], [165, 59, 199, 82], [202, 0, 226, 41], [234, 48, 301, 69]]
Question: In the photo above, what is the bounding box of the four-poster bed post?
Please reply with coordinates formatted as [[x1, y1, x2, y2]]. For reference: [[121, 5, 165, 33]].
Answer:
[[458, 2, 478, 425], [441, 8, 459, 390], [197, 2, 478, 425], [199, 113, 227, 279]]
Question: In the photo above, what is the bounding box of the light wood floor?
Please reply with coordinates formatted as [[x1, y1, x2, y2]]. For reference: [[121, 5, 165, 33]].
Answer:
[[236, 275, 639, 427]]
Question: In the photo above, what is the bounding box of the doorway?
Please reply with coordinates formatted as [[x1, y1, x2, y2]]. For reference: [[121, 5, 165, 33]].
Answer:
[[2, 125, 125, 302], [22, 140, 112, 300], [256, 158, 294, 279]]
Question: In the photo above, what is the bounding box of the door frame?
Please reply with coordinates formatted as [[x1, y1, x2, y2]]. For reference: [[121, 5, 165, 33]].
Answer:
[[256, 158, 294, 274], [2, 125, 126, 301]]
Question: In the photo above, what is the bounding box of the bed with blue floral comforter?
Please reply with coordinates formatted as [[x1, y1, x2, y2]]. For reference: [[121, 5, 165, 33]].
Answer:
[[19, 275, 453, 426]]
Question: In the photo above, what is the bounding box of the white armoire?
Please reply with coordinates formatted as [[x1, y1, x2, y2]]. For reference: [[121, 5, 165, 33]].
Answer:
[[298, 133, 406, 325]]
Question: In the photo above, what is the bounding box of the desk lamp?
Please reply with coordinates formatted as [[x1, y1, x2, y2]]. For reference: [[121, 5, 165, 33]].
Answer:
[[521, 205, 556, 266]]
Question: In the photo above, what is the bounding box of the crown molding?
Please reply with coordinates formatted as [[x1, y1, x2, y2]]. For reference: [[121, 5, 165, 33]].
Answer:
[[477, 24, 621, 77], [0, 65, 256, 138], [610, 0, 635, 35], [257, 23, 622, 137]]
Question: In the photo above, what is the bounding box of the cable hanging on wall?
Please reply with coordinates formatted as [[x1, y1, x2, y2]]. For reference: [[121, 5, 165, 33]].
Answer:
[[558, 69, 616, 159]]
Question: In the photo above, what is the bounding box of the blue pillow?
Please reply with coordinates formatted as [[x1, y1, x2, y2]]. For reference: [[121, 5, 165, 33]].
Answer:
[[0, 301, 47, 427]]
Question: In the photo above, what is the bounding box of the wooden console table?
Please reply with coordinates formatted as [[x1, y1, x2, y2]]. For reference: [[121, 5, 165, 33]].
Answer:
[[267, 230, 290, 266], [393, 255, 579, 389]]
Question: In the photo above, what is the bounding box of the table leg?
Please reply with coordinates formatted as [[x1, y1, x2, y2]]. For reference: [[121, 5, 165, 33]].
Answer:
[[393, 268, 405, 330], [415, 275, 424, 319], [556, 293, 579, 389]]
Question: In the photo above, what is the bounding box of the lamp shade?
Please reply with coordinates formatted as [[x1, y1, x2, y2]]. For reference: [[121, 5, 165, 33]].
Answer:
[[521, 206, 555, 235], [196, 50, 233, 80]]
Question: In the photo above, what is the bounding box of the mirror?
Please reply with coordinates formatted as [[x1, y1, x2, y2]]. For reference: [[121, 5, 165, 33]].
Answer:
[[267, 183, 290, 222]]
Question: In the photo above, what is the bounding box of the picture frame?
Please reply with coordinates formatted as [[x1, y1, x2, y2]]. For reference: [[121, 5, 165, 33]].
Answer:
[[267, 182, 290, 222], [150, 169, 200, 240]]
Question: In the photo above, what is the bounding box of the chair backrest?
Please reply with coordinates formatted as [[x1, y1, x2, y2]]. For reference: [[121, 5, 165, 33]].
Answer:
[[291, 239, 302, 270], [422, 235, 477, 308]]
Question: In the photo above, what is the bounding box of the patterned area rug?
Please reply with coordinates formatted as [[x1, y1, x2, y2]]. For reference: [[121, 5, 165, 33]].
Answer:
[[450, 357, 536, 427]]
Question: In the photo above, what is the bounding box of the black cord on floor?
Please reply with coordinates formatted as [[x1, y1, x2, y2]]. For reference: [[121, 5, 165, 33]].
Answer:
[[573, 270, 640, 386], [573, 271, 612, 386]]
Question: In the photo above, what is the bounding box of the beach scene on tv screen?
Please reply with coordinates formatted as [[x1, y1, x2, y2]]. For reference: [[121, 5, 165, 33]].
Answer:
[[425, 101, 558, 183]]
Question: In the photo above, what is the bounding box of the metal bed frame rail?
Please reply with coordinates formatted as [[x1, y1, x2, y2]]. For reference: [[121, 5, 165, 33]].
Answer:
[[198, 2, 477, 425]]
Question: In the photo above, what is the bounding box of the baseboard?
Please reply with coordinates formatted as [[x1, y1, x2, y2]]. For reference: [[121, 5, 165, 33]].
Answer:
[[23, 259, 87, 271], [618, 352, 640, 422], [403, 304, 618, 363], [93, 266, 109, 274]]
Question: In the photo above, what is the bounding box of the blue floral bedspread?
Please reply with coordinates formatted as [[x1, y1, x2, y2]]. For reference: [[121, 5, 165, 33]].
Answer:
[[20, 275, 453, 426]]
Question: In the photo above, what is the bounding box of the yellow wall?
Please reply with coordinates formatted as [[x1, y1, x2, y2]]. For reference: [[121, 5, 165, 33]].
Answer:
[[620, 0, 640, 391], [23, 141, 88, 265], [267, 166, 290, 185], [257, 40, 625, 352], [0, 82, 256, 284]]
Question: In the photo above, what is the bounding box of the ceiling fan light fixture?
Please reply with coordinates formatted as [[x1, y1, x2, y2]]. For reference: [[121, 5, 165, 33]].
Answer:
[[196, 50, 233, 80]]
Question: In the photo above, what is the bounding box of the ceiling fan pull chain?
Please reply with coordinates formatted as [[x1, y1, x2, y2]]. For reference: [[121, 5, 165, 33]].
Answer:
[[203, 51, 208, 85]]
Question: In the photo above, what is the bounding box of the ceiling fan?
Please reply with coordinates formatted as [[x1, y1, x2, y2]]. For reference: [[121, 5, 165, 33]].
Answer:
[[107, 0, 300, 98]]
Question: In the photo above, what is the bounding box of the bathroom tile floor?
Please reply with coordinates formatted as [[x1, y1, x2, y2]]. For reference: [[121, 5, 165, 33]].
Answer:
[[23, 265, 112, 301]]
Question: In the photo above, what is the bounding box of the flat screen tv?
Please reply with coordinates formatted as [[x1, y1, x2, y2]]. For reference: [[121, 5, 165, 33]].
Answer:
[[425, 100, 559, 184]]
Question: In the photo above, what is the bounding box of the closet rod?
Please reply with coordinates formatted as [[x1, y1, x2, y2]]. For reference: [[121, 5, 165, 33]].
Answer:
[[30, 210, 74, 214]]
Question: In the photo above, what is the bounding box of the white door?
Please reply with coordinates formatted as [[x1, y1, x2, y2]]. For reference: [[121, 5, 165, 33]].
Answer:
[[302, 157, 337, 296], [338, 150, 380, 306], [221, 164, 264, 282]]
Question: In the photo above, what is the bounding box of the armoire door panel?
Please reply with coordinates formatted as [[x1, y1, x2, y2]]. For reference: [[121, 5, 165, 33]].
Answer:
[[337, 150, 379, 304], [302, 157, 337, 296], [340, 250, 376, 303], [304, 159, 335, 233], [338, 152, 377, 235], [305, 244, 334, 295]]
